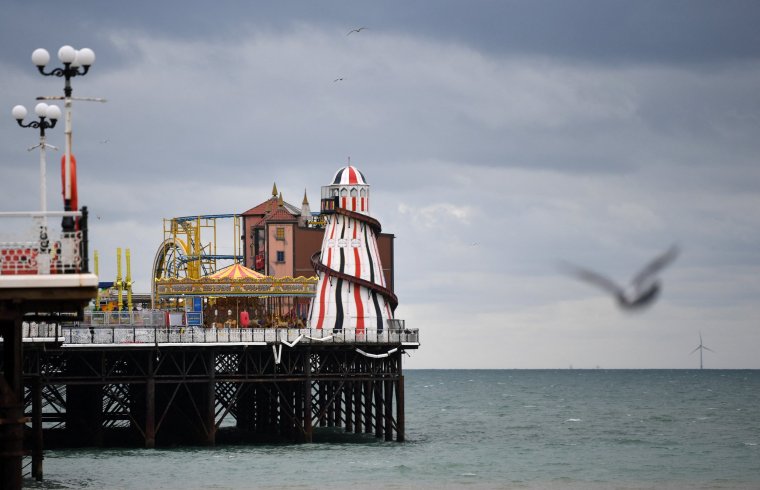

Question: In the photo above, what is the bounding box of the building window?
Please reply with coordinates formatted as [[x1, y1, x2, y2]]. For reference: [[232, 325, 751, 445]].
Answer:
[[276, 251, 285, 263], [275, 227, 285, 240]]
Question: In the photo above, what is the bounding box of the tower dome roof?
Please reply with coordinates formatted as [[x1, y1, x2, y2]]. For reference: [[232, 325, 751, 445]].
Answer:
[[331, 166, 368, 186]]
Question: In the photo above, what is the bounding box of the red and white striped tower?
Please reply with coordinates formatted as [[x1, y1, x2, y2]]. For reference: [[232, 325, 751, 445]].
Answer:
[[308, 165, 397, 332]]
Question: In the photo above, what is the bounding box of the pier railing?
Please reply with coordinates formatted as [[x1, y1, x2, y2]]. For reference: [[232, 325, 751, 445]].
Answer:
[[84, 310, 167, 326], [0, 210, 88, 274], [19, 322, 419, 346]]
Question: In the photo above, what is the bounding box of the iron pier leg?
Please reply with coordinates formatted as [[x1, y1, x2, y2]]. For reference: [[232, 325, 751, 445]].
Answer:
[[206, 351, 216, 446], [384, 378, 393, 441], [364, 380, 372, 434], [32, 376, 43, 480], [396, 375, 405, 442], [145, 377, 155, 448], [0, 314, 23, 490], [318, 382, 327, 427], [354, 380, 362, 433], [375, 377, 383, 439], [302, 351, 313, 442], [345, 381, 353, 433], [327, 381, 335, 427]]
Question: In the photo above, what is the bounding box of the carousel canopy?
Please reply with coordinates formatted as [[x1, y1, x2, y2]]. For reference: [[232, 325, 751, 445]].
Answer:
[[155, 262, 317, 298], [208, 263, 266, 280]]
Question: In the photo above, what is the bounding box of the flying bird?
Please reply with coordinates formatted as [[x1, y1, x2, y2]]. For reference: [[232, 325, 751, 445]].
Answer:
[[561, 245, 680, 310], [333, 77, 344, 82], [347, 27, 367, 35]]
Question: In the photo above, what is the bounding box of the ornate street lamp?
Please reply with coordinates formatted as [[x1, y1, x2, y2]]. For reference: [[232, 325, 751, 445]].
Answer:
[[31, 45, 95, 231], [12, 102, 61, 271], [12, 102, 61, 216]]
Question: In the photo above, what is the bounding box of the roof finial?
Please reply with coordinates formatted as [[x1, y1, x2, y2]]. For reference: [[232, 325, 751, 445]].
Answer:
[[302, 188, 309, 205], [272, 182, 278, 197], [347, 156, 351, 165], [278, 192, 284, 207]]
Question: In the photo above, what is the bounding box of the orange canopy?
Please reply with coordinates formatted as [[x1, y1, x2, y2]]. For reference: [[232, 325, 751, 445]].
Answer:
[[208, 263, 266, 280]]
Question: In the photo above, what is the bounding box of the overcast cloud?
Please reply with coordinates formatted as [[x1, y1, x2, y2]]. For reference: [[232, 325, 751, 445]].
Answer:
[[2, 1, 760, 368]]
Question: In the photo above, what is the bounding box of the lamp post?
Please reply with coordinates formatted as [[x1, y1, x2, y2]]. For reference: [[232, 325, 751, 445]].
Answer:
[[31, 45, 95, 232], [12, 103, 61, 217], [12, 102, 61, 273]]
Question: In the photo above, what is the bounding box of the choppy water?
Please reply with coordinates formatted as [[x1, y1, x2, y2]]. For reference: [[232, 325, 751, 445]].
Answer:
[[25, 370, 760, 489]]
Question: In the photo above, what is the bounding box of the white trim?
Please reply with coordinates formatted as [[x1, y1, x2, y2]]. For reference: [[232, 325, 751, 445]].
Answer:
[[0, 273, 98, 289]]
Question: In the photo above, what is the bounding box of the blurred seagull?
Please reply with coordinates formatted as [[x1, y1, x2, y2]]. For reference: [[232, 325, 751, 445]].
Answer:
[[561, 245, 680, 310], [333, 77, 344, 82], [347, 27, 367, 35]]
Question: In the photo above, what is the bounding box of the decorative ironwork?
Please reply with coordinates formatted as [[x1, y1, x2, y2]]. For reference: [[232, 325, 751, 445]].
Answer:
[[0, 212, 85, 274]]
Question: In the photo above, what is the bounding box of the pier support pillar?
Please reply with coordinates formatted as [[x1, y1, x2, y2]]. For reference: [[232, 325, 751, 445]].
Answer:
[[318, 382, 327, 427], [327, 381, 335, 427], [345, 381, 353, 433], [32, 376, 43, 480], [354, 381, 362, 433], [145, 377, 155, 449], [206, 352, 216, 446], [375, 379, 383, 439], [303, 349, 313, 442], [396, 375, 405, 442], [0, 314, 24, 490], [384, 379, 393, 441], [364, 380, 372, 434]]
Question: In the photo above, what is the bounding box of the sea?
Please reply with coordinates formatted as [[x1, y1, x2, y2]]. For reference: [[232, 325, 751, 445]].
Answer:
[[24, 369, 760, 490]]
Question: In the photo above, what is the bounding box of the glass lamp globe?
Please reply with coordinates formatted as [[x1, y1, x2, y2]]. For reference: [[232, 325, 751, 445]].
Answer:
[[77, 48, 95, 66], [58, 45, 77, 64], [12, 105, 28, 120], [35, 103, 49, 118], [46, 105, 62, 120], [32, 48, 50, 67]]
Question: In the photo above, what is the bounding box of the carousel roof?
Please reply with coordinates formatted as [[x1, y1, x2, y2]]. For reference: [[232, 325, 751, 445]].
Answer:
[[208, 263, 266, 280]]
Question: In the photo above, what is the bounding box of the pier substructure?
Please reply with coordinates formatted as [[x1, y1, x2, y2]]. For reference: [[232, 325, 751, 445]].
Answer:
[[0, 272, 97, 489], [20, 343, 408, 448]]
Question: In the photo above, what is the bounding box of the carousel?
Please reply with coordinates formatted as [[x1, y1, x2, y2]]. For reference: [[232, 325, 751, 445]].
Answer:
[[154, 262, 317, 328], [152, 214, 317, 328]]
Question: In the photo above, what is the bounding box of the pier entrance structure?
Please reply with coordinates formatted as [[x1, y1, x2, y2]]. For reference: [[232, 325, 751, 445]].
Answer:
[[0, 209, 97, 487]]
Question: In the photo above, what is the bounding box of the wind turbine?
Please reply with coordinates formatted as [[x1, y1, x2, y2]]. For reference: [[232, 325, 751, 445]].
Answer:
[[690, 332, 714, 369]]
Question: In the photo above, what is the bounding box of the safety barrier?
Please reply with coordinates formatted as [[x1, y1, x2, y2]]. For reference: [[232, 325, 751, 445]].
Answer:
[[55, 326, 418, 345], [0, 210, 87, 275]]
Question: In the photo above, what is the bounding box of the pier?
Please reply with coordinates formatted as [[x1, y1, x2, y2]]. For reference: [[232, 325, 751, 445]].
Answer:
[[1, 167, 418, 488], [21, 321, 417, 448], [2, 53, 416, 487]]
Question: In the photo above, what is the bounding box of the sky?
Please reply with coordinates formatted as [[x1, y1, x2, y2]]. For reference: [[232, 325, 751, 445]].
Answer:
[[2, 1, 759, 368]]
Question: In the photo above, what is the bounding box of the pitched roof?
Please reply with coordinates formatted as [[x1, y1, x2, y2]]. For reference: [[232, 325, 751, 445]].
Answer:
[[241, 196, 301, 217], [264, 205, 299, 222]]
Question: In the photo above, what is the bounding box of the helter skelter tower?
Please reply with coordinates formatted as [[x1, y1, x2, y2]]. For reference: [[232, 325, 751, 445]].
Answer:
[[308, 165, 398, 332]]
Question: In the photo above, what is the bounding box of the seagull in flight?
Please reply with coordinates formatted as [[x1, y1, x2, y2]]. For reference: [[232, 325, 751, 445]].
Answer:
[[333, 77, 344, 82], [347, 27, 367, 35], [561, 245, 680, 310]]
